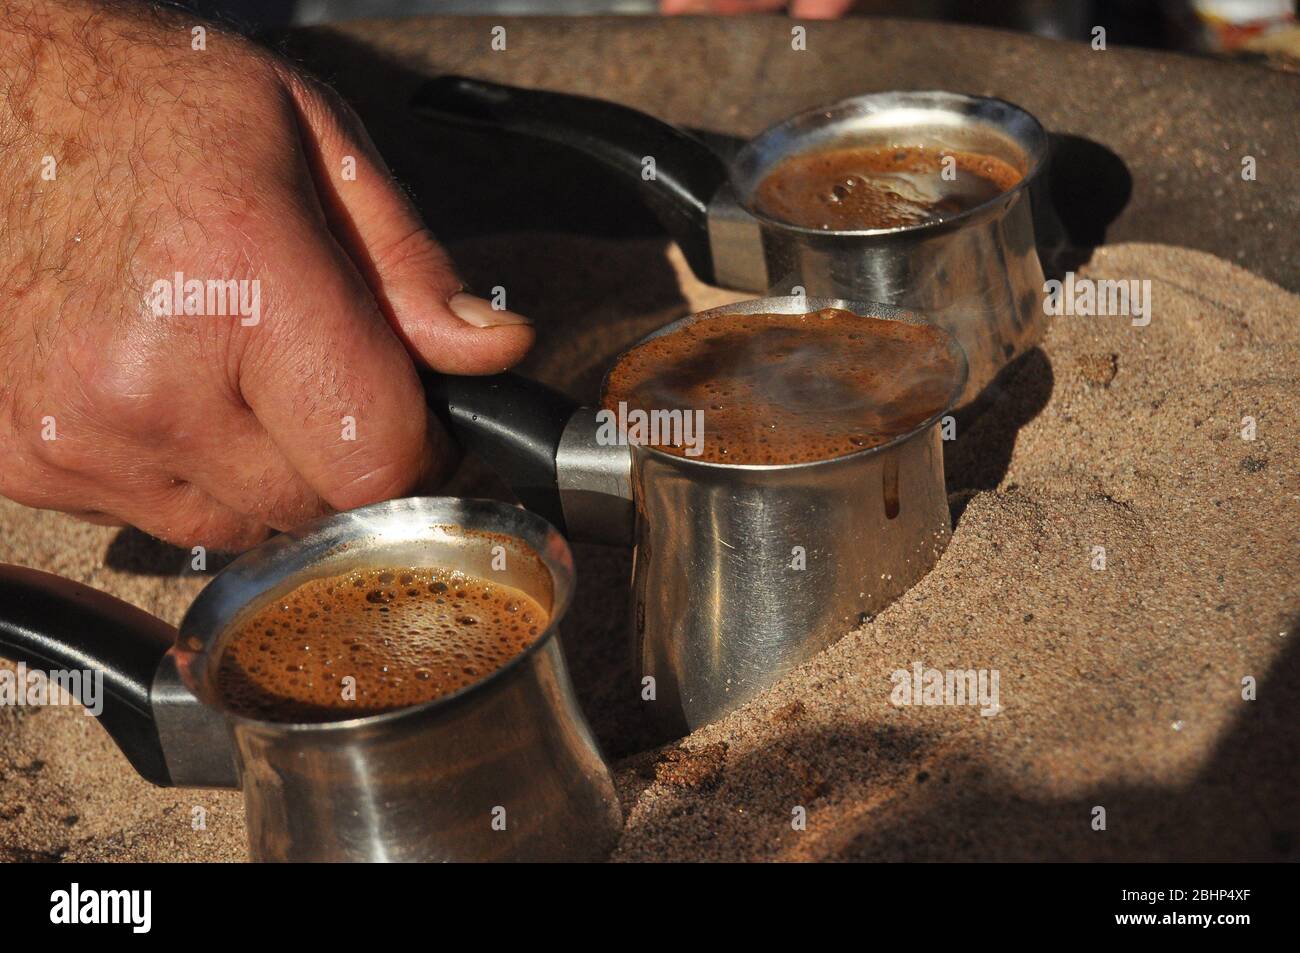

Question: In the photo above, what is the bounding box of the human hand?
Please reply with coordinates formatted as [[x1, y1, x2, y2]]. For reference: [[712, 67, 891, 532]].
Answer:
[[0, 0, 532, 549]]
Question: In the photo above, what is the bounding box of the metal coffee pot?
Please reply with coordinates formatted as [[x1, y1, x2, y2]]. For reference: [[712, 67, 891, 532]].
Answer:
[[428, 296, 967, 733], [415, 77, 1048, 405], [0, 498, 621, 862]]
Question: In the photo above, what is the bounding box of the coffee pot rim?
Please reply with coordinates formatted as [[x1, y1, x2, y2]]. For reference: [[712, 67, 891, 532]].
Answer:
[[598, 295, 969, 473], [729, 88, 1050, 240], [171, 496, 576, 735]]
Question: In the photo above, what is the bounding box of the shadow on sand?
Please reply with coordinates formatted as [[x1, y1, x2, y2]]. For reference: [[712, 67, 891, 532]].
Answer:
[[618, 620, 1299, 862]]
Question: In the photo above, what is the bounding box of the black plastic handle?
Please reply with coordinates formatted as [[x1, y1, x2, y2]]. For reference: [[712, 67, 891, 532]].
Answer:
[[0, 565, 174, 785], [412, 75, 728, 284], [424, 371, 578, 534]]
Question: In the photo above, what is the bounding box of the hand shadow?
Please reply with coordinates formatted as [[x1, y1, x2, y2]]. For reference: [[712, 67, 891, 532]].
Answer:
[[104, 529, 238, 576]]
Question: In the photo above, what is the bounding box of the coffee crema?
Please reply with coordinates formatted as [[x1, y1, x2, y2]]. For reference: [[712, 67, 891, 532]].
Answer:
[[601, 308, 960, 465], [216, 566, 549, 723], [752, 144, 1023, 231]]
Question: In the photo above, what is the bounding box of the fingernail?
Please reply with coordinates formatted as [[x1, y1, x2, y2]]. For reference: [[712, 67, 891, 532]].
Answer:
[[448, 292, 531, 328]]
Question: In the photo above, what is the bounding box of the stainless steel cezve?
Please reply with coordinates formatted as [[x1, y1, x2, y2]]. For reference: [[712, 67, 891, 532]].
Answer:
[[0, 498, 622, 862], [439, 296, 967, 733], [719, 91, 1048, 403]]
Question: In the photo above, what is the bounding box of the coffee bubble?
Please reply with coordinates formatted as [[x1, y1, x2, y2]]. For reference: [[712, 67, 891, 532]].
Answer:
[[216, 566, 549, 723], [603, 308, 959, 465], [753, 144, 1023, 232]]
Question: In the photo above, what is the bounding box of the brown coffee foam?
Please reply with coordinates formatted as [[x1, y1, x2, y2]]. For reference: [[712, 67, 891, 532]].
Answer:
[[752, 145, 1023, 231], [602, 308, 960, 465], [215, 566, 549, 723]]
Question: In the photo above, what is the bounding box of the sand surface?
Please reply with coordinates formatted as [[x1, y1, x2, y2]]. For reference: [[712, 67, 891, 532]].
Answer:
[[1, 240, 1296, 862]]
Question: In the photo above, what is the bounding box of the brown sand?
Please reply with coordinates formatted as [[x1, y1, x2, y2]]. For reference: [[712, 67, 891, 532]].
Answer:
[[1, 240, 1297, 862]]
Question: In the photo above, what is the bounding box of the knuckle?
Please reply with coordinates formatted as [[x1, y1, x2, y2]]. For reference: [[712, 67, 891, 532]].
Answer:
[[325, 448, 425, 512], [27, 428, 82, 471], [272, 59, 365, 138], [64, 348, 181, 446], [249, 476, 330, 531], [151, 503, 268, 552], [373, 226, 450, 280]]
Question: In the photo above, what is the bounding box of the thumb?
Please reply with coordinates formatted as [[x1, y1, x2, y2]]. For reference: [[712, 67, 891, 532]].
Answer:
[[278, 66, 535, 375]]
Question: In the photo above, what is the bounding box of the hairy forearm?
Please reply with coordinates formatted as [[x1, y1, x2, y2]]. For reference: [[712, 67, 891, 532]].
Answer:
[[0, 0, 274, 354], [1, 2, 140, 375]]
